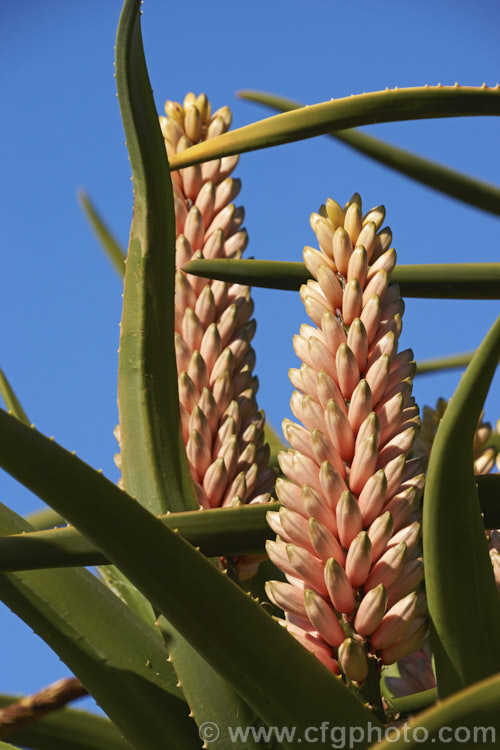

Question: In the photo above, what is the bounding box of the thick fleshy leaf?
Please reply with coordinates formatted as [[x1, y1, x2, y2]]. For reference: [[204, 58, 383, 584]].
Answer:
[[115, 5, 267, 739], [0, 741, 22, 749], [415, 351, 474, 375], [0, 376, 66, 533], [0, 502, 280, 571], [0, 411, 381, 747], [98, 564, 156, 627], [159, 617, 269, 750], [24, 507, 65, 530], [3, 484, 500, 570], [388, 688, 437, 718], [115, 0, 196, 514], [169, 85, 500, 169], [0, 695, 131, 750], [183, 259, 500, 299], [423, 315, 500, 699], [372, 672, 500, 749], [0, 495, 197, 749], [78, 191, 126, 278], [0, 369, 30, 426], [184, 259, 307, 290], [238, 90, 500, 218]]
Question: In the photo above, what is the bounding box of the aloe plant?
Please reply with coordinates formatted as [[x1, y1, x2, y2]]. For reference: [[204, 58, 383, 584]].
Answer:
[[0, 1, 499, 748]]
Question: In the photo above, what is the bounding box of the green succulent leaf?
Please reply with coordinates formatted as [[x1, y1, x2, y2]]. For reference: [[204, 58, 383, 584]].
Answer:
[[4, 477, 500, 570], [423, 315, 500, 699], [183, 258, 500, 299], [98, 565, 156, 628], [159, 617, 270, 750], [238, 90, 500, 218], [415, 351, 475, 375], [388, 688, 437, 718], [372, 672, 500, 749], [0, 741, 23, 749], [184, 259, 308, 290], [0, 492, 197, 750], [169, 85, 500, 168], [0, 411, 381, 748], [0, 369, 30, 426], [0, 502, 279, 571], [115, 3, 268, 738], [115, 0, 196, 514], [0, 694, 131, 750], [24, 507, 65, 530], [78, 190, 126, 278]]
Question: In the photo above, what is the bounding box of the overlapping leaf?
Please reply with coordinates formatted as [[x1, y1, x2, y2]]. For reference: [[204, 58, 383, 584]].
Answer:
[[0, 494, 197, 750], [0, 410, 381, 750], [0, 694, 131, 750], [0, 502, 278, 571], [168, 85, 500, 168], [3, 481, 500, 571], [182, 259, 500, 298], [238, 90, 500, 218], [373, 672, 500, 749], [423, 315, 500, 699], [115, 0, 196, 515], [0, 369, 30, 426]]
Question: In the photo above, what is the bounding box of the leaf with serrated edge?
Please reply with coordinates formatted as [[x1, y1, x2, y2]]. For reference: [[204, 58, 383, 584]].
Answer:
[[182, 259, 500, 298], [0, 495, 197, 750], [423, 315, 500, 699], [160, 617, 270, 750], [0, 503, 279, 571], [0, 369, 30, 426], [0, 694, 131, 750], [372, 672, 500, 749], [238, 90, 500, 218], [169, 85, 500, 168], [115, 1, 266, 742], [0, 410, 381, 749], [3, 485, 500, 571], [115, 0, 196, 515]]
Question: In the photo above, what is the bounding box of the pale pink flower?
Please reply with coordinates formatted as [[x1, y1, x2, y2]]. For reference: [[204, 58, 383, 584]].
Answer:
[[266, 195, 427, 682], [384, 643, 435, 698]]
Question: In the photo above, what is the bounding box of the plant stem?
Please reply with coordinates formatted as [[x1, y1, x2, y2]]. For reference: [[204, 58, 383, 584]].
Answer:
[[0, 678, 87, 739], [359, 656, 386, 724]]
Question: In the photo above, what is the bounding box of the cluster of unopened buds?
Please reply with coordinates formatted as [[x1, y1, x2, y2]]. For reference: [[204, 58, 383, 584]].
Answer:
[[141, 92, 499, 691], [264, 195, 427, 684], [158, 93, 275, 578]]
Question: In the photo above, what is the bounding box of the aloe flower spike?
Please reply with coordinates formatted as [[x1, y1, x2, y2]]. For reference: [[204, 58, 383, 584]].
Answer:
[[266, 194, 426, 685]]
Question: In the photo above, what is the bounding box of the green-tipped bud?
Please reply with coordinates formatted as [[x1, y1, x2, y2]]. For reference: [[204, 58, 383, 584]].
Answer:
[[354, 584, 387, 636], [338, 638, 368, 683]]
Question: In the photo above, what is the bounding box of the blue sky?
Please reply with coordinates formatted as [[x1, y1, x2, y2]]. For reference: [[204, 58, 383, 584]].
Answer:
[[1, 0, 499, 717]]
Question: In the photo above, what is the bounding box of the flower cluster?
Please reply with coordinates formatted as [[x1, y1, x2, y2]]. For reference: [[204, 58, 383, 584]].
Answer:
[[158, 93, 274, 521], [266, 195, 427, 682]]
